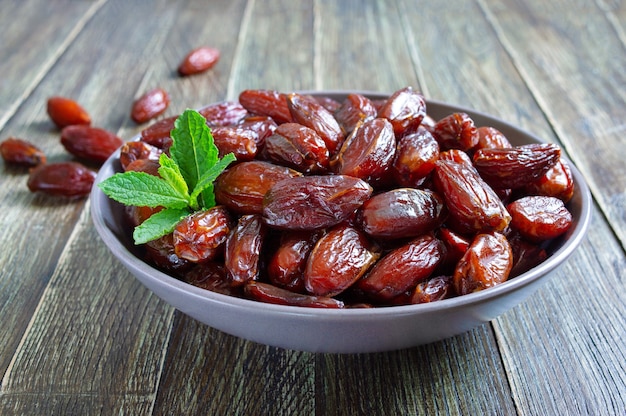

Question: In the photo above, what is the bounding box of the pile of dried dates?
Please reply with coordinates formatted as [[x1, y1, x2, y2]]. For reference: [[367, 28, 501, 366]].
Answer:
[[121, 87, 575, 308]]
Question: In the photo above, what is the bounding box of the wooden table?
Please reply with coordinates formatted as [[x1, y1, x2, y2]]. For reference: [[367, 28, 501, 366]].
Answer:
[[1, 0, 624, 414]]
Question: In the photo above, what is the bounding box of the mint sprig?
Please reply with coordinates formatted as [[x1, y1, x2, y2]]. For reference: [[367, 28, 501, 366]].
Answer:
[[98, 109, 236, 244]]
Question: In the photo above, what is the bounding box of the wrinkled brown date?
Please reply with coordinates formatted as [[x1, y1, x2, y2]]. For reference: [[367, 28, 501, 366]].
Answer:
[[411, 275, 453, 304], [198, 101, 248, 127], [215, 160, 302, 214], [119, 141, 162, 171], [453, 232, 512, 295], [61, 125, 123, 163], [434, 159, 511, 234], [473, 143, 561, 189], [264, 122, 330, 173], [211, 126, 258, 161], [267, 231, 320, 293], [376, 86, 426, 137], [27, 162, 95, 197], [525, 158, 575, 203], [245, 281, 345, 308], [334, 93, 377, 134], [392, 127, 439, 187], [357, 188, 446, 239], [304, 224, 380, 297], [507, 196, 572, 242], [239, 89, 293, 124], [355, 233, 444, 302], [0, 137, 46, 166], [173, 206, 232, 263], [225, 214, 266, 286], [332, 118, 396, 182], [432, 112, 478, 151], [262, 174, 373, 230], [287, 93, 344, 154]]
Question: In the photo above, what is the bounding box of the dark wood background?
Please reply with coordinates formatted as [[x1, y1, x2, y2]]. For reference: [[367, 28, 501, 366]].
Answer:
[[0, 0, 624, 414]]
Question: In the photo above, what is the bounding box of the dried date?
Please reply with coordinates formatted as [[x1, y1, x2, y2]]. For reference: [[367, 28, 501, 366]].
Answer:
[[173, 206, 232, 262], [392, 127, 439, 187], [264, 122, 330, 173], [334, 93, 377, 134], [473, 143, 561, 189], [27, 162, 95, 198], [357, 188, 446, 239], [47, 96, 91, 128], [453, 232, 512, 295], [507, 196, 572, 242], [304, 224, 379, 297], [60, 125, 123, 163], [245, 282, 345, 308], [332, 118, 396, 183], [432, 112, 478, 151], [178, 46, 220, 76], [239, 89, 293, 124], [376, 87, 426, 137], [433, 159, 511, 234], [262, 174, 373, 230], [0, 137, 46, 166], [224, 215, 266, 286], [287, 93, 344, 154], [215, 161, 302, 214], [355, 233, 444, 302], [131, 88, 170, 124]]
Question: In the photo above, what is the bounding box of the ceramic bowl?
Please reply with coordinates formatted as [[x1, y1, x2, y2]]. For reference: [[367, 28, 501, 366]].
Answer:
[[90, 91, 592, 353]]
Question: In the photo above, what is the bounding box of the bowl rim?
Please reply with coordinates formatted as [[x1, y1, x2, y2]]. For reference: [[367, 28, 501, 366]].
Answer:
[[90, 90, 592, 319]]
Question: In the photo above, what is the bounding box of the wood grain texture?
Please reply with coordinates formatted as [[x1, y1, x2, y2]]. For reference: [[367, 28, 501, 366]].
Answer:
[[0, 0, 106, 129], [0, 0, 624, 414]]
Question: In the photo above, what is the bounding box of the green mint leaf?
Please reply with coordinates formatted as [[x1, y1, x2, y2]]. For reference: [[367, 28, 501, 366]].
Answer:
[[190, 152, 236, 206], [133, 207, 190, 245], [97, 171, 189, 209], [169, 109, 218, 191], [158, 153, 190, 202]]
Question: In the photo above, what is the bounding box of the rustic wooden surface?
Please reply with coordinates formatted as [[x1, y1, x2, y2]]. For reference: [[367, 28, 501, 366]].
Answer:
[[1, 0, 624, 414]]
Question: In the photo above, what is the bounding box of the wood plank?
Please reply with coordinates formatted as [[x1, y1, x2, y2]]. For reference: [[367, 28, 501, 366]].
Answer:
[[479, 0, 626, 249], [317, 327, 517, 415], [225, 0, 316, 96], [0, 0, 195, 412], [314, 0, 421, 92], [0, 0, 106, 129], [153, 315, 315, 415]]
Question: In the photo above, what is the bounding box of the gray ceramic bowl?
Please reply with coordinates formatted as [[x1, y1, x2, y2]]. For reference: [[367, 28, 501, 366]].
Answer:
[[91, 92, 592, 353]]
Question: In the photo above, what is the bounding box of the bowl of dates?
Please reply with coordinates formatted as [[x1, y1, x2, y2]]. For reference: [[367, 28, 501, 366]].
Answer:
[[91, 88, 591, 353]]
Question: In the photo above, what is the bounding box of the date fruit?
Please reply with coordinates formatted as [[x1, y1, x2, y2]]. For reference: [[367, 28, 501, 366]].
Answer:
[[267, 231, 320, 293], [473, 143, 560, 189], [215, 161, 302, 214], [131, 88, 170, 124], [61, 125, 123, 163], [434, 159, 511, 234], [376, 86, 426, 137], [332, 118, 396, 182], [304, 224, 379, 297], [178, 46, 220, 76], [355, 233, 444, 302], [173, 206, 232, 262], [264, 122, 330, 173], [47, 96, 91, 128], [27, 161, 95, 197], [507, 196, 572, 242], [287, 93, 344, 154], [453, 232, 512, 295], [0, 137, 46, 166], [357, 188, 445, 239], [392, 127, 439, 187], [334, 93, 377, 134], [225, 214, 266, 286], [262, 175, 373, 230], [432, 112, 478, 151], [239, 89, 293, 124], [245, 282, 345, 308]]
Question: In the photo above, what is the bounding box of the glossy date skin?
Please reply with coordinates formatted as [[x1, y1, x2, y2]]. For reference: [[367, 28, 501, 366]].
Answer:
[[262, 175, 373, 230], [453, 232, 512, 295], [304, 224, 380, 297], [123, 88, 576, 308], [357, 188, 446, 239]]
